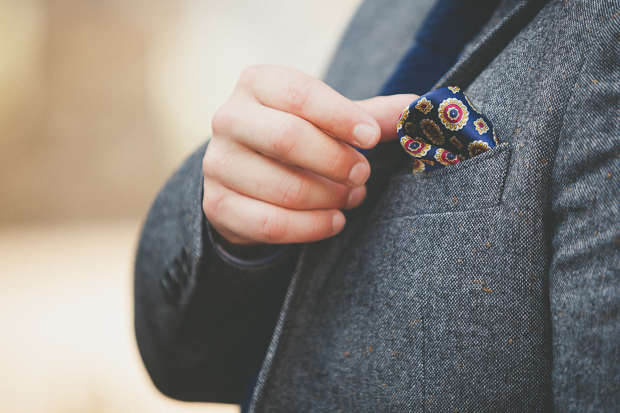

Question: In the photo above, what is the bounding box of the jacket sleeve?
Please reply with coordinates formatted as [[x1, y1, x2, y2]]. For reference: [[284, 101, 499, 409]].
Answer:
[[134, 142, 301, 404], [549, 19, 620, 411]]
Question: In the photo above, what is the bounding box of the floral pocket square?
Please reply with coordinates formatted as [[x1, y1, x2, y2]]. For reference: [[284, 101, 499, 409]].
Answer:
[[397, 86, 498, 173]]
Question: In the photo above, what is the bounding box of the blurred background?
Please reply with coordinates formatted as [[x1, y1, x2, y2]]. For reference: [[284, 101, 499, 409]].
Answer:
[[0, 0, 361, 411]]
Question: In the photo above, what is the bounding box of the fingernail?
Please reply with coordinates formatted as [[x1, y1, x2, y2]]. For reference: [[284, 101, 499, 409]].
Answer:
[[332, 213, 345, 233], [348, 162, 370, 186], [346, 186, 366, 209], [353, 123, 378, 147]]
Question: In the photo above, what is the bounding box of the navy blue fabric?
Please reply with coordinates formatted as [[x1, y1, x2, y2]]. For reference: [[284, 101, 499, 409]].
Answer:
[[357, 0, 501, 158], [379, 0, 502, 97], [398, 86, 499, 172]]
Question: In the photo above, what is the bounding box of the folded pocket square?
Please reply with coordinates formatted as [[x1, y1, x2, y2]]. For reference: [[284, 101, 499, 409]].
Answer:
[[397, 86, 499, 172]]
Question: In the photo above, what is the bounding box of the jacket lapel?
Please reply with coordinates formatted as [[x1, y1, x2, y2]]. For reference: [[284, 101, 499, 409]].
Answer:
[[436, 0, 551, 90]]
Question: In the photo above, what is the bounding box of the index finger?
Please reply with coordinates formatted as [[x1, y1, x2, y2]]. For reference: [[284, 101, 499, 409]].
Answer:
[[240, 65, 381, 149]]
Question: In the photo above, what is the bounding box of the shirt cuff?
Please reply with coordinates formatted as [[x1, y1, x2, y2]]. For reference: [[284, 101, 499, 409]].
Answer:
[[206, 221, 290, 268]]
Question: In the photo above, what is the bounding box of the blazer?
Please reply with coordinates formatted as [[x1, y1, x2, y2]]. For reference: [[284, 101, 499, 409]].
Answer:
[[134, 0, 620, 411]]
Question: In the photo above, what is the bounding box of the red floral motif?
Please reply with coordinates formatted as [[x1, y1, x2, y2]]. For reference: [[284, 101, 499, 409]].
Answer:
[[400, 136, 431, 157], [435, 148, 461, 166], [438, 98, 469, 131]]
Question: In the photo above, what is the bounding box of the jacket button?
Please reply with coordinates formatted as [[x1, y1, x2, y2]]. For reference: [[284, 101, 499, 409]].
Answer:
[[160, 268, 182, 305], [176, 248, 190, 288], [159, 248, 192, 305]]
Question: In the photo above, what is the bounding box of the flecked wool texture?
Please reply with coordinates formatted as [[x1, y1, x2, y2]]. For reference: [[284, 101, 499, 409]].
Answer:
[[134, 0, 620, 411]]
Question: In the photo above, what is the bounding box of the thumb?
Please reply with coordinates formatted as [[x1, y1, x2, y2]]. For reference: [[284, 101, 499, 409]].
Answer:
[[355, 94, 418, 143]]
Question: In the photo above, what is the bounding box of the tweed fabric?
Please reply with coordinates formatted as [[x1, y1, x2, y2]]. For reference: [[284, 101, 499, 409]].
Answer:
[[134, 0, 620, 411], [134, 144, 302, 403], [249, 0, 620, 411]]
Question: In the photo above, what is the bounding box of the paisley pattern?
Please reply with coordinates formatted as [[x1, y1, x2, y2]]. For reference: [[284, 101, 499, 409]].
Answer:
[[404, 122, 416, 135], [411, 159, 426, 173], [420, 119, 445, 145], [450, 136, 463, 149], [396, 87, 498, 173], [468, 140, 491, 157]]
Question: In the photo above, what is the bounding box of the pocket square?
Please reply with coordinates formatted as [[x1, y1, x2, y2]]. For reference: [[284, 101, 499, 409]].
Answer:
[[397, 86, 498, 173]]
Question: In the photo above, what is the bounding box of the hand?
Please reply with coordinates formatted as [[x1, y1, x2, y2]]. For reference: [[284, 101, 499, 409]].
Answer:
[[203, 65, 417, 245]]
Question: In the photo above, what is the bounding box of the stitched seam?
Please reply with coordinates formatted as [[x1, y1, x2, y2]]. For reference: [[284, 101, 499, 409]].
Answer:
[[378, 203, 502, 224], [496, 141, 513, 207], [544, 8, 617, 411], [546, 7, 617, 256], [550, 13, 617, 176], [248, 245, 309, 412], [421, 295, 428, 413], [394, 143, 510, 180]]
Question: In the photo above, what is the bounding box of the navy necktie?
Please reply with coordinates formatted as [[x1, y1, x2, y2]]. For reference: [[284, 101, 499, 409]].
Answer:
[[379, 0, 502, 97]]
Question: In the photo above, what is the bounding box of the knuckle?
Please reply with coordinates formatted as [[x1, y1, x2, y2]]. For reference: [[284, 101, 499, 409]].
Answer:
[[303, 212, 329, 242], [202, 147, 211, 173], [211, 105, 234, 136], [202, 192, 219, 218], [278, 175, 307, 208], [311, 214, 328, 239], [334, 186, 352, 208], [202, 183, 229, 221], [284, 76, 314, 113], [328, 146, 350, 181], [260, 209, 288, 242], [202, 145, 216, 174], [202, 142, 227, 178], [322, 104, 343, 133], [268, 117, 299, 159], [239, 65, 261, 85]]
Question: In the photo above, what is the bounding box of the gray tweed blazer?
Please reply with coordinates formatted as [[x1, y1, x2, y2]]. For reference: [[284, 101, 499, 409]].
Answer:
[[135, 0, 620, 411]]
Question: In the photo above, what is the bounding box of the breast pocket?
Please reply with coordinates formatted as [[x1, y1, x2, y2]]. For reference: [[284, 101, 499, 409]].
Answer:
[[349, 141, 549, 411], [375, 143, 511, 221]]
